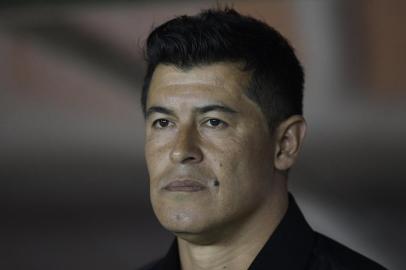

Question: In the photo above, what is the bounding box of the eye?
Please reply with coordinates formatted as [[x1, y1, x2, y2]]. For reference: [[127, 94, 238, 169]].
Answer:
[[203, 118, 227, 128], [152, 119, 174, 129]]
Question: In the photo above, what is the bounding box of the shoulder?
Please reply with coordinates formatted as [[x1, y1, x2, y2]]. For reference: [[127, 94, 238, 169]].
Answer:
[[308, 232, 387, 270], [137, 259, 161, 270]]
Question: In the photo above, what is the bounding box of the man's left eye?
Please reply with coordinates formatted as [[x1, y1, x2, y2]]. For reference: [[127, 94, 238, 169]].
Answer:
[[204, 118, 227, 128]]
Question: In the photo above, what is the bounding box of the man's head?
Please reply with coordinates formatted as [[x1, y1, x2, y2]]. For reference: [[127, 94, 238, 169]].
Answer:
[[142, 8, 304, 131], [142, 8, 306, 244]]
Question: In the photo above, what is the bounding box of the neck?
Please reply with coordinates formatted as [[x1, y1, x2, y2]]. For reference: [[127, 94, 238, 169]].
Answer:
[[177, 184, 289, 270]]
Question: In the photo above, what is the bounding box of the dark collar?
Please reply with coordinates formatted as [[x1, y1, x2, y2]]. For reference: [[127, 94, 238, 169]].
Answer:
[[156, 194, 315, 270], [248, 194, 315, 269]]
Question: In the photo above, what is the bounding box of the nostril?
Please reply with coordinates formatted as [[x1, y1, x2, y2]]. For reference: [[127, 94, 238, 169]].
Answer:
[[182, 156, 196, 162]]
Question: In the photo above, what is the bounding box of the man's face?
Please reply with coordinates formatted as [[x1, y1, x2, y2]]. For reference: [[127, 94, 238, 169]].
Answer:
[[145, 63, 277, 242]]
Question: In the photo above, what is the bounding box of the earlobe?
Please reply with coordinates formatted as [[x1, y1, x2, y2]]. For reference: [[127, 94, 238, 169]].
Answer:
[[274, 115, 307, 171]]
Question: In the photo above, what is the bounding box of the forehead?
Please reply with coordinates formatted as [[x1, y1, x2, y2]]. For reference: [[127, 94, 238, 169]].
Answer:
[[147, 62, 252, 106]]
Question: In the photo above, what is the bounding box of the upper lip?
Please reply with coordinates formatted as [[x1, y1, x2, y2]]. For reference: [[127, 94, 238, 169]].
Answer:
[[163, 179, 206, 192]]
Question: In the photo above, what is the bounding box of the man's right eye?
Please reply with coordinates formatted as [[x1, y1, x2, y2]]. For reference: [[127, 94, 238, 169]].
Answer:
[[152, 119, 173, 129]]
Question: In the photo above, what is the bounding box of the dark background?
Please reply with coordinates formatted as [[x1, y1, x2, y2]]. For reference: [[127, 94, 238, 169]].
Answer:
[[1, 0, 405, 269]]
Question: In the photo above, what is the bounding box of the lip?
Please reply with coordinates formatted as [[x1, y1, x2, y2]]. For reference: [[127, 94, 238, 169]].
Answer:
[[164, 180, 206, 192]]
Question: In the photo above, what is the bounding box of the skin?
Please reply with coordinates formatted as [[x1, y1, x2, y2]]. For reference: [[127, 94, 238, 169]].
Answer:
[[144, 62, 306, 270]]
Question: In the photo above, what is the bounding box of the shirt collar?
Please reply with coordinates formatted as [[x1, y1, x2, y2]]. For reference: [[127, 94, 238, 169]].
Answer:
[[248, 194, 315, 269], [158, 194, 315, 270]]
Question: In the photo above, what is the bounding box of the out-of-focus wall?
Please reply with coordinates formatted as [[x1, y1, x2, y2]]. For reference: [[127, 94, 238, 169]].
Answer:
[[1, 1, 405, 269]]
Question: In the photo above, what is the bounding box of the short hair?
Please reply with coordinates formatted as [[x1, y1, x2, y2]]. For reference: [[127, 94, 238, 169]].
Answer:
[[142, 7, 304, 131]]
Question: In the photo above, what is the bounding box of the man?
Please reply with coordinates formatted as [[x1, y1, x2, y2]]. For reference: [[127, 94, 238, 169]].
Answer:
[[139, 8, 386, 270]]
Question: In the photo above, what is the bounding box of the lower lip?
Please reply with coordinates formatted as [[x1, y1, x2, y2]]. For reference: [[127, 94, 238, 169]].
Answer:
[[164, 186, 206, 192]]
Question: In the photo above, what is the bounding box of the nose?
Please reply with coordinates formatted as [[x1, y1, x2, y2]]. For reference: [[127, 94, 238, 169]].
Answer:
[[170, 124, 203, 164]]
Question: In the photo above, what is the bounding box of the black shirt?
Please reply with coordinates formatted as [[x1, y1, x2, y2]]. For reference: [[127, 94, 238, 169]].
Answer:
[[140, 196, 387, 270]]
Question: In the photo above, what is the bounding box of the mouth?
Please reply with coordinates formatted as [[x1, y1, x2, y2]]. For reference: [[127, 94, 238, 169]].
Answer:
[[163, 180, 206, 192]]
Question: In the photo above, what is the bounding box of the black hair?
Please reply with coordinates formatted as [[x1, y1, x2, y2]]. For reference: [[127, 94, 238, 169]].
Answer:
[[142, 7, 304, 131]]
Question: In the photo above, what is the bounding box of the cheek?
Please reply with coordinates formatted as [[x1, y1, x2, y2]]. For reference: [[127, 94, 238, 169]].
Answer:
[[145, 144, 167, 188], [212, 134, 272, 189], [145, 127, 176, 150], [207, 140, 248, 196]]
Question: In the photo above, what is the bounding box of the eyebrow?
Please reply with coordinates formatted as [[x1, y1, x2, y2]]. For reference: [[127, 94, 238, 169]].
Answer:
[[196, 104, 238, 114], [146, 106, 175, 119], [145, 104, 238, 119]]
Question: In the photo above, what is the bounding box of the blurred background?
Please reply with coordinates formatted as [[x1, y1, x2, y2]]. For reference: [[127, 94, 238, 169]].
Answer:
[[1, 0, 405, 269]]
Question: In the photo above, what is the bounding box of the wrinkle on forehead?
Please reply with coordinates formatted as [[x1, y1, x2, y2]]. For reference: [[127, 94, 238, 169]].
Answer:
[[149, 62, 251, 92]]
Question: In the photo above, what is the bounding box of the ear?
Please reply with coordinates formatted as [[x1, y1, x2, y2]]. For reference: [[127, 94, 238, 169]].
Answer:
[[273, 115, 307, 171]]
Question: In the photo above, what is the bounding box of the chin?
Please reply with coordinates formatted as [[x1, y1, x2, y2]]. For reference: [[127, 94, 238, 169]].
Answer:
[[157, 213, 225, 245], [155, 208, 210, 231], [152, 195, 208, 226], [158, 210, 204, 232]]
